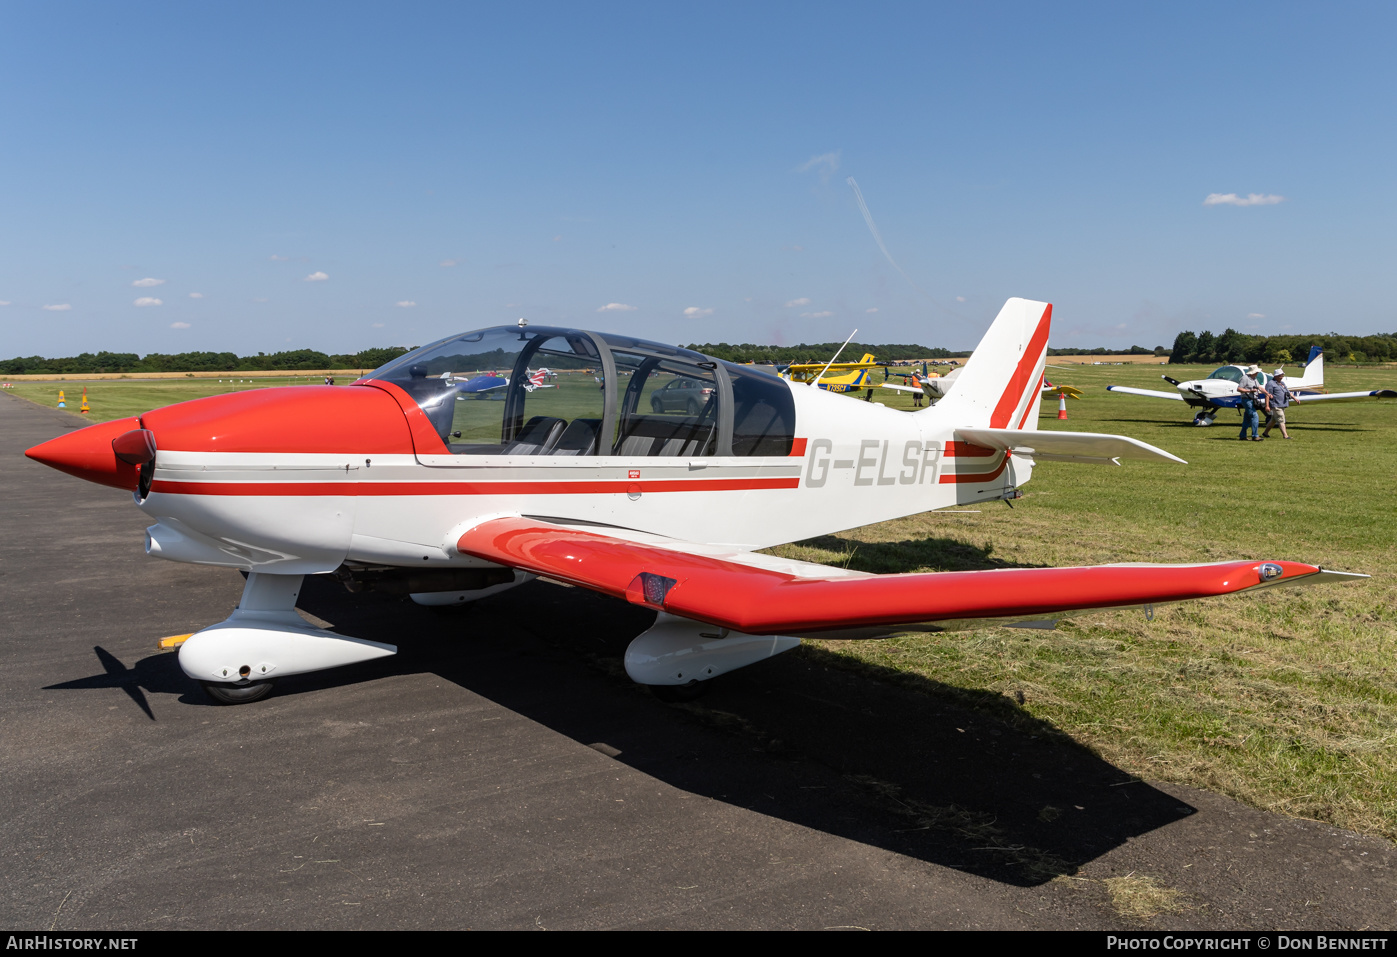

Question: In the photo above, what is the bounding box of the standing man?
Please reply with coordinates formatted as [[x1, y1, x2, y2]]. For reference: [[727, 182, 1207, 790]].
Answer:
[[1238, 365, 1265, 441], [910, 369, 926, 408], [1262, 368, 1294, 439]]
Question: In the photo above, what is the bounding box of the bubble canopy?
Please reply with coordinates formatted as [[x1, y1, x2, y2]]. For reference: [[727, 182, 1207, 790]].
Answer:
[[363, 325, 795, 457]]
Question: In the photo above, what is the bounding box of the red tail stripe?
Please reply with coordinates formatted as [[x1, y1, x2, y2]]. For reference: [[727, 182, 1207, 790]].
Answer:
[[990, 304, 1053, 428]]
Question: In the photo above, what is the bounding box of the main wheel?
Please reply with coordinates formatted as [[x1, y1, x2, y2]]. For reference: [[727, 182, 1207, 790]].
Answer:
[[651, 396, 664, 413], [686, 399, 700, 416], [649, 679, 709, 703], [201, 680, 275, 705]]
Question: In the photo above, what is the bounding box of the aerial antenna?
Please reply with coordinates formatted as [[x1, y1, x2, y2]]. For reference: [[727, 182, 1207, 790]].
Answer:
[[812, 328, 858, 385]]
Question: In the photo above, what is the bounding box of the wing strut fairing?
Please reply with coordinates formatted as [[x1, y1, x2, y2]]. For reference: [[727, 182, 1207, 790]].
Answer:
[[457, 516, 1344, 636]]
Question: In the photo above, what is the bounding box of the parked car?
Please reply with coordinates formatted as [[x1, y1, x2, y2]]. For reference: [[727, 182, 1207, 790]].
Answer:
[[650, 377, 714, 415]]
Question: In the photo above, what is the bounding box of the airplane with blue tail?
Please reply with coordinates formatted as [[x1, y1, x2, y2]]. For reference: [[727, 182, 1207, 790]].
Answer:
[[1107, 347, 1397, 426]]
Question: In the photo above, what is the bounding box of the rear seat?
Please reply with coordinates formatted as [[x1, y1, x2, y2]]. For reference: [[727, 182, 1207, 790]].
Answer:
[[614, 415, 714, 456]]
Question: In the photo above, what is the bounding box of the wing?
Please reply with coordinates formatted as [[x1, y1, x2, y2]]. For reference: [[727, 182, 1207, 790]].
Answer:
[[879, 382, 924, 393], [1294, 390, 1397, 403], [955, 428, 1187, 465], [455, 516, 1358, 637], [1043, 385, 1084, 399], [1106, 385, 1186, 400]]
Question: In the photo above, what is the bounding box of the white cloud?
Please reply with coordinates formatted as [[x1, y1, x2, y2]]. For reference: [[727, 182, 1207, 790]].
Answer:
[[396, 300, 417, 308], [801, 311, 834, 318], [597, 302, 637, 312], [955, 296, 966, 302], [784, 297, 811, 307], [1246, 312, 1265, 319], [252, 297, 269, 303], [304, 271, 329, 282], [131, 277, 166, 288], [1203, 192, 1285, 207], [372, 322, 385, 328], [269, 254, 290, 261], [170, 321, 190, 329], [683, 306, 713, 318], [439, 259, 458, 267], [0, 300, 10, 306], [133, 297, 163, 306], [1115, 323, 1128, 330], [552, 235, 562, 242], [42, 303, 71, 311], [796, 151, 841, 181], [865, 307, 878, 314], [188, 292, 204, 299]]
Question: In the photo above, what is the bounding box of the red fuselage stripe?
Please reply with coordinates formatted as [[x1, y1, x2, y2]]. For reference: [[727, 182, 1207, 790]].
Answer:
[[148, 476, 801, 496], [944, 441, 997, 458], [939, 455, 1010, 484]]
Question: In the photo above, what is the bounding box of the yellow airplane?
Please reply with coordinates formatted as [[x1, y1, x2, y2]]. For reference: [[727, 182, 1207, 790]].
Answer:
[[784, 353, 880, 393]]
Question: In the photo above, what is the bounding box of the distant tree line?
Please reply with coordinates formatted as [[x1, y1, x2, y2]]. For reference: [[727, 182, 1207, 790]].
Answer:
[[1168, 329, 1397, 366], [1049, 345, 1166, 356], [0, 346, 414, 376]]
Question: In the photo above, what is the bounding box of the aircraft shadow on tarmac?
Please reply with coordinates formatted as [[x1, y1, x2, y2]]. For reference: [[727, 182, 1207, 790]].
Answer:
[[49, 566, 1196, 889]]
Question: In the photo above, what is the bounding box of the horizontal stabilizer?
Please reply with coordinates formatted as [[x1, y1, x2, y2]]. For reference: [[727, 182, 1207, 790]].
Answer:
[[1295, 390, 1397, 403], [954, 428, 1187, 465], [453, 517, 1352, 636], [1107, 385, 1185, 401]]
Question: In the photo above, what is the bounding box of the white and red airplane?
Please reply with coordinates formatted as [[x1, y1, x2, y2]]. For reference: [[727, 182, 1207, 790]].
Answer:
[[1108, 348, 1397, 426], [25, 300, 1361, 704]]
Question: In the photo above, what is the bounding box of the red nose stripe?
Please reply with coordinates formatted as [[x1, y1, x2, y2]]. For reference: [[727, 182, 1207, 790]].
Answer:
[[25, 417, 143, 491]]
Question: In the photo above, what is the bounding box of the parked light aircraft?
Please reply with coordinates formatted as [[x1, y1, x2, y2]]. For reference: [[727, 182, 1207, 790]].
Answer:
[[784, 354, 879, 393], [26, 301, 1362, 705], [442, 367, 556, 398], [1107, 348, 1397, 425], [882, 369, 1081, 404]]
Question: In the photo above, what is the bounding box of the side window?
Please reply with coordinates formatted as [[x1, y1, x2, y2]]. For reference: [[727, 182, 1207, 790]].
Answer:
[[503, 335, 605, 455], [725, 363, 796, 456], [611, 354, 720, 457]]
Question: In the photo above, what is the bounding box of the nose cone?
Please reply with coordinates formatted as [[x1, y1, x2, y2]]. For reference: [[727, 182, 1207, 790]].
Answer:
[[25, 416, 144, 491]]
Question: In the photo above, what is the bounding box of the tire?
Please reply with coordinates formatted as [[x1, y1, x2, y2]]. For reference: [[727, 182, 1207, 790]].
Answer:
[[686, 399, 699, 416], [201, 680, 275, 705], [649, 680, 709, 703], [651, 396, 664, 413]]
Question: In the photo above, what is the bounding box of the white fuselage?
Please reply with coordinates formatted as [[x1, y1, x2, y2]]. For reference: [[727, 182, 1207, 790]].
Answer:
[[138, 382, 1031, 577]]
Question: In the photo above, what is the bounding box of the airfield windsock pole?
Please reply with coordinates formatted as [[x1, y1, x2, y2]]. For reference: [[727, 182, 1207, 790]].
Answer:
[[1057, 391, 1068, 420]]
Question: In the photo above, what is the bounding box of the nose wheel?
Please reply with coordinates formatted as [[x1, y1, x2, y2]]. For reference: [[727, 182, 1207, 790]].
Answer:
[[200, 680, 275, 705], [1193, 410, 1215, 427]]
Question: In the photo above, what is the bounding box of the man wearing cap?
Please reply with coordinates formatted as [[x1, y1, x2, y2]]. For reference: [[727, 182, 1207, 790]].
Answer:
[[1262, 368, 1295, 439], [1237, 365, 1266, 441]]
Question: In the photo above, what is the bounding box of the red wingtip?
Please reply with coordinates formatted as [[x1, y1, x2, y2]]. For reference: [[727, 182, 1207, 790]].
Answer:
[[25, 417, 143, 491]]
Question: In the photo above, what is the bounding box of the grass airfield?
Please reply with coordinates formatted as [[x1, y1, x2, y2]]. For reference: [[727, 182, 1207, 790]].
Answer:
[[10, 362, 1397, 843], [787, 361, 1397, 843]]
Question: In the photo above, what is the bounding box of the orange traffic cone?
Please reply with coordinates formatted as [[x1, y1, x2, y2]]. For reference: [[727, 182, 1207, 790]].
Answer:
[[79, 387, 90, 414], [1057, 392, 1068, 420], [57, 389, 66, 408]]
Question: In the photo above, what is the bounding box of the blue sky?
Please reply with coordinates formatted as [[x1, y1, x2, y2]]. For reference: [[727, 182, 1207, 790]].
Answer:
[[2, 1, 1394, 357]]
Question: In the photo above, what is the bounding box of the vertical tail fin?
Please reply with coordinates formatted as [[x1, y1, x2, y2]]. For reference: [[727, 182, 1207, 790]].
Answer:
[[1289, 347, 1324, 389], [928, 298, 1052, 428]]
